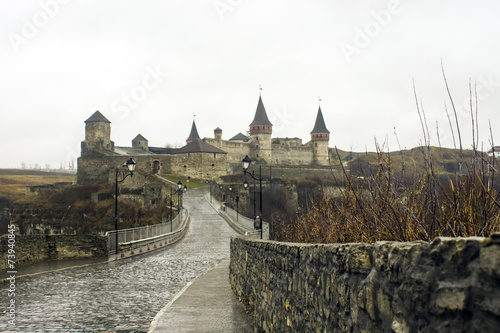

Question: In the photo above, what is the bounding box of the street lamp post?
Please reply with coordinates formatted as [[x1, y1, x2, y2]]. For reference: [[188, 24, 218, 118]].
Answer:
[[242, 155, 263, 239], [228, 185, 233, 217], [243, 179, 257, 230], [206, 179, 212, 203], [170, 187, 173, 232], [177, 181, 182, 221], [115, 157, 136, 254]]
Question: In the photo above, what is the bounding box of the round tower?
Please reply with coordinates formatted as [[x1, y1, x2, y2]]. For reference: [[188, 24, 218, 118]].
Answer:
[[214, 127, 222, 147], [81, 110, 114, 153], [249, 95, 273, 163], [310, 106, 330, 165]]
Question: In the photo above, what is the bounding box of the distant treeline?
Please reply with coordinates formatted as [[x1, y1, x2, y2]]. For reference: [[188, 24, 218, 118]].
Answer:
[[0, 168, 76, 176]]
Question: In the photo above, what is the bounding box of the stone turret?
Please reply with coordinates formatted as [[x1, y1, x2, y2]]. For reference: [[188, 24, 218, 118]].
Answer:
[[249, 95, 273, 163], [310, 106, 330, 165], [186, 120, 200, 144], [132, 134, 148, 150], [81, 111, 114, 154], [214, 127, 222, 147]]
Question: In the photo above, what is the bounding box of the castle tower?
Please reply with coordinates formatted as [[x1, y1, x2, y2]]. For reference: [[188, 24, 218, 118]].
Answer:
[[81, 110, 114, 153], [214, 127, 222, 147], [186, 120, 200, 144], [132, 134, 148, 150], [310, 106, 330, 165], [249, 95, 273, 163]]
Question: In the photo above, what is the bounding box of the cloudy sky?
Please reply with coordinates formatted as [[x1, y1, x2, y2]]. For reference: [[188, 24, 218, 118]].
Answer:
[[1, 0, 499, 169]]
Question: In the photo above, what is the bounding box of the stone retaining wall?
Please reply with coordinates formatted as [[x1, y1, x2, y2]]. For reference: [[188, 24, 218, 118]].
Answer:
[[230, 235, 500, 332], [0, 235, 108, 270]]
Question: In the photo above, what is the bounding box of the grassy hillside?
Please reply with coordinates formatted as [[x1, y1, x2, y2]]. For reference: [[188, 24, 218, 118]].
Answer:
[[0, 169, 75, 203], [338, 146, 486, 177]]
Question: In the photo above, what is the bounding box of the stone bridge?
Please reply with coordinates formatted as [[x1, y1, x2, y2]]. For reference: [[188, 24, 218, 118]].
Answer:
[[0, 187, 252, 332]]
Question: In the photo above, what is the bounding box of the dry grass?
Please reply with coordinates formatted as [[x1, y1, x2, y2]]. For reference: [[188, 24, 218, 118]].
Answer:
[[0, 170, 75, 202]]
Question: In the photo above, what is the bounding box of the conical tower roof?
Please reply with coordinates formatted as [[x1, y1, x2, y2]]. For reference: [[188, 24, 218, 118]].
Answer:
[[186, 120, 201, 142], [250, 96, 272, 126], [310, 107, 330, 134], [175, 139, 227, 154], [85, 110, 110, 123]]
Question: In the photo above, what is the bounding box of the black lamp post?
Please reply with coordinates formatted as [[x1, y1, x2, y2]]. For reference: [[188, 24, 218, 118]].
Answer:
[[170, 187, 173, 232], [242, 155, 263, 239], [228, 185, 233, 212], [115, 157, 136, 254], [177, 181, 183, 218], [243, 179, 257, 231], [206, 179, 212, 203]]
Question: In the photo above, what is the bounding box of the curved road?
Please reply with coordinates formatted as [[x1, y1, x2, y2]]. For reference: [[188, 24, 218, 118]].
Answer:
[[1, 187, 246, 332]]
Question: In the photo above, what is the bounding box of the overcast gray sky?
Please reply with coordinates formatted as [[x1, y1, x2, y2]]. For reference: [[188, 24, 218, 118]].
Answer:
[[1, 0, 499, 169]]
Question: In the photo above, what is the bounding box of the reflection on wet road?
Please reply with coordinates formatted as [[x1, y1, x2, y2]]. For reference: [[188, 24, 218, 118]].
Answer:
[[0, 188, 240, 332]]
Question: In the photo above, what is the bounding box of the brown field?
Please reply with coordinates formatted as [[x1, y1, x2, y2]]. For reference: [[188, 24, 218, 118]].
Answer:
[[0, 169, 75, 203]]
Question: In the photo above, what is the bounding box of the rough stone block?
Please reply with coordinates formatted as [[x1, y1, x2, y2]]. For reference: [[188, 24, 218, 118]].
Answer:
[[229, 236, 499, 332]]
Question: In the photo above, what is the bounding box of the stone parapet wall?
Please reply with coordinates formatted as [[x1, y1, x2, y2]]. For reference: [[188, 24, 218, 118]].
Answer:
[[230, 236, 500, 332], [0, 235, 108, 271], [0, 235, 48, 271]]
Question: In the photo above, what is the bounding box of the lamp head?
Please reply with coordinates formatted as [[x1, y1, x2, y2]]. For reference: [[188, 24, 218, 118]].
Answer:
[[177, 181, 182, 190], [126, 158, 136, 173], [242, 155, 251, 172], [243, 180, 248, 189], [183, 185, 187, 193]]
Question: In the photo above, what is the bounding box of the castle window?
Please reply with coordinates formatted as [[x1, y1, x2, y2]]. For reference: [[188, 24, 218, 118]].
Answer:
[[256, 145, 259, 149]]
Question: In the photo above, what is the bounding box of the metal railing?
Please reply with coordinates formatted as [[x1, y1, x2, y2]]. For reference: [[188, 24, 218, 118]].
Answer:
[[106, 210, 187, 255], [207, 193, 268, 239]]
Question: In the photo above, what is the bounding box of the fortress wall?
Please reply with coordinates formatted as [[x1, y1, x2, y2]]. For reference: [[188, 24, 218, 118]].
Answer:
[[271, 145, 314, 165], [77, 155, 124, 184], [230, 164, 335, 179], [170, 153, 227, 179], [230, 236, 500, 332], [77, 155, 171, 184], [207, 139, 252, 163]]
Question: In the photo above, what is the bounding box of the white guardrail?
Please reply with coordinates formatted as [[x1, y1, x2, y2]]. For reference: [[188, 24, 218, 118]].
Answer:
[[106, 209, 189, 257]]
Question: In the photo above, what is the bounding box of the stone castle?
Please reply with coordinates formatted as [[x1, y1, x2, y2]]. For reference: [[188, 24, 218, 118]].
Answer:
[[77, 94, 332, 183]]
